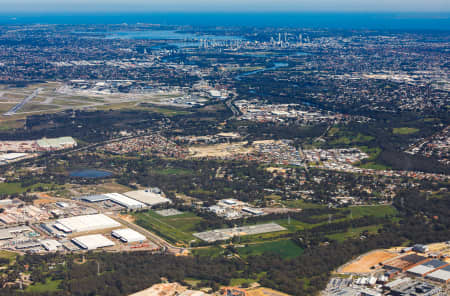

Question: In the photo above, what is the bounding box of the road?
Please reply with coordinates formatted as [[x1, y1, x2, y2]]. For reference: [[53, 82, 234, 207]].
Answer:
[[225, 98, 241, 118], [4, 88, 42, 116]]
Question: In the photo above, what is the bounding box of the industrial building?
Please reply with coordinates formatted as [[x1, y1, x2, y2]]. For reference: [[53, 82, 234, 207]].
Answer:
[[425, 265, 450, 283], [407, 259, 448, 277], [123, 190, 171, 207], [386, 278, 442, 296], [54, 214, 121, 233], [72, 234, 115, 250], [111, 228, 146, 243], [383, 254, 429, 272], [41, 239, 62, 252], [36, 137, 77, 150], [0, 226, 34, 240], [412, 244, 429, 253], [81, 193, 145, 210], [104, 193, 145, 209], [242, 207, 264, 215]]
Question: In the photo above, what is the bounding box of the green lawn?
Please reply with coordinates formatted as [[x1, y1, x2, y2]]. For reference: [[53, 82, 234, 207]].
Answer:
[[134, 210, 204, 244], [393, 127, 419, 135], [237, 239, 304, 259], [26, 279, 62, 293]]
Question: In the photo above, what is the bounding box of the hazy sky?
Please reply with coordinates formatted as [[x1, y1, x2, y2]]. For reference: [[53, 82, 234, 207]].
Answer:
[[1, 0, 449, 13]]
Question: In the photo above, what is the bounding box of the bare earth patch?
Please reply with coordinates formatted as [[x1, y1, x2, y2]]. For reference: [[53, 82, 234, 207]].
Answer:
[[341, 250, 399, 273]]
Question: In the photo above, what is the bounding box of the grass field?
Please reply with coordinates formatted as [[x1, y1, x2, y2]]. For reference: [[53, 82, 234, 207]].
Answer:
[[134, 210, 204, 244], [330, 133, 374, 145], [348, 205, 397, 218], [281, 199, 327, 209], [191, 246, 224, 257], [237, 239, 304, 259], [0, 182, 58, 195], [393, 127, 420, 135], [25, 279, 62, 293], [326, 225, 381, 242], [359, 162, 391, 170]]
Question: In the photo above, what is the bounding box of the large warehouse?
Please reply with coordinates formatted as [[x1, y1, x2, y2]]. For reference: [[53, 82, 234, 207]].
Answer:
[[81, 193, 145, 210], [426, 265, 450, 283], [124, 190, 171, 207], [407, 259, 448, 277], [104, 193, 145, 209], [72, 234, 115, 250], [54, 214, 121, 233], [111, 228, 146, 243]]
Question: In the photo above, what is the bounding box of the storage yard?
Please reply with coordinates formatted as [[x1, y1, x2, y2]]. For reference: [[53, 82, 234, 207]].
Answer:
[[194, 223, 286, 242], [0, 137, 77, 152]]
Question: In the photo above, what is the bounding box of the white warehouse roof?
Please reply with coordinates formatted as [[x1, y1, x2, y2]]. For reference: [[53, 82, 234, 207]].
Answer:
[[124, 190, 171, 206], [112, 228, 146, 243], [55, 214, 121, 233], [407, 260, 448, 276], [426, 265, 450, 282], [72, 234, 115, 250], [41, 239, 62, 251], [104, 193, 145, 209]]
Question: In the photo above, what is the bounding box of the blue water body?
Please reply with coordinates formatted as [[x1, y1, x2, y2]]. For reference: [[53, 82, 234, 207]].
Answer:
[[69, 169, 113, 178], [0, 13, 449, 30], [103, 30, 243, 41], [236, 62, 288, 80]]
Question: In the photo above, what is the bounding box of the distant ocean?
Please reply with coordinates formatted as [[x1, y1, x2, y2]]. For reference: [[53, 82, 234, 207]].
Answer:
[[0, 12, 449, 30]]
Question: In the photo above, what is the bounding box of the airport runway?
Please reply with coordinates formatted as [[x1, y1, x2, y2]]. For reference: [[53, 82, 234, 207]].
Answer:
[[3, 88, 42, 116]]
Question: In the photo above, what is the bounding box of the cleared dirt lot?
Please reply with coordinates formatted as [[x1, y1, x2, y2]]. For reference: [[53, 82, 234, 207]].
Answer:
[[188, 142, 253, 158], [341, 250, 399, 273]]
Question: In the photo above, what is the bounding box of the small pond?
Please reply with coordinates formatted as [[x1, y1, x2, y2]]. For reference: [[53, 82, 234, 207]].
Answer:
[[69, 169, 113, 178]]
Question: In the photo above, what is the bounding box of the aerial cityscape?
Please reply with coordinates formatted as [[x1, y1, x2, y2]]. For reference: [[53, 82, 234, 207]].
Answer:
[[0, 2, 448, 296]]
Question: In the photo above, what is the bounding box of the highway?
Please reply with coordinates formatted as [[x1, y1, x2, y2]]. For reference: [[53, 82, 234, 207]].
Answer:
[[3, 88, 42, 116]]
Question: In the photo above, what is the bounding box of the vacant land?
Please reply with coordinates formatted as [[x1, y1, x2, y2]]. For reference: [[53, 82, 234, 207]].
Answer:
[[0, 182, 58, 195], [326, 225, 381, 242], [247, 287, 290, 296], [393, 127, 420, 135], [0, 250, 17, 264], [237, 239, 304, 259], [348, 205, 397, 219], [25, 279, 62, 293], [134, 210, 204, 245], [189, 142, 253, 158], [341, 250, 398, 273]]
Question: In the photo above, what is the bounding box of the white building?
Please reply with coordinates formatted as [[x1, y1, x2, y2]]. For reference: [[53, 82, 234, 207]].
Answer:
[[54, 214, 121, 233], [104, 193, 145, 209], [124, 190, 171, 207], [111, 228, 146, 243], [41, 239, 62, 252], [72, 234, 115, 250]]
